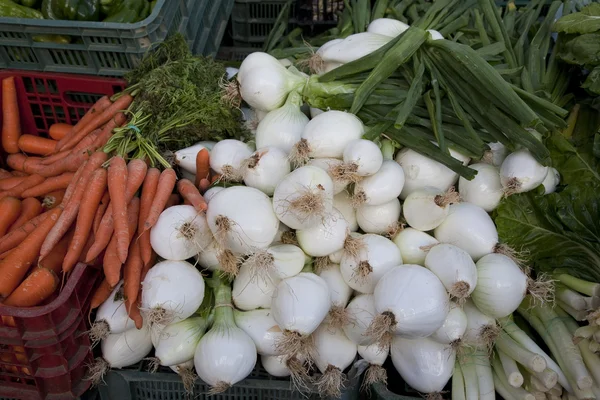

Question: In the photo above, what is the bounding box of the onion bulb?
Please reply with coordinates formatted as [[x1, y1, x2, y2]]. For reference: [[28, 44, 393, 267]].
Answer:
[[402, 187, 459, 231], [296, 208, 348, 257], [209, 139, 253, 181], [392, 228, 438, 266], [430, 301, 468, 345], [89, 281, 135, 344], [243, 146, 291, 196], [367, 18, 409, 37], [424, 243, 478, 302], [352, 161, 405, 207], [500, 149, 549, 194], [343, 294, 378, 346], [458, 163, 503, 212], [356, 198, 401, 235], [234, 309, 283, 356]]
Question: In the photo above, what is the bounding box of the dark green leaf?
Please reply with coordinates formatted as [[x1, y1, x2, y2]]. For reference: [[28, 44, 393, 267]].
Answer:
[[583, 66, 600, 95], [557, 32, 600, 66], [553, 3, 600, 34]]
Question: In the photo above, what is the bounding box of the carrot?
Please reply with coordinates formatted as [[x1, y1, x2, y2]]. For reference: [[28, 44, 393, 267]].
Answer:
[[128, 297, 144, 330], [0, 169, 11, 180], [42, 190, 65, 211], [0, 197, 21, 237], [165, 193, 180, 209], [138, 168, 159, 265], [89, 112, 126, 151], [90, 278, 112, 311], [48, 123, 73, 140], [103, 197, 139, 287], [0, 211, 49, 255], [144, 168, 177, 231], [60, 94, 134, 152], [1, 77, 21, 154], [0, 207, 62, 298], [0, 174, 45, 200], [62, 168, 107, 273], [85, 159, 147, 263], [17, 135, 57, 156], [39, 152, 108, 260], [140, 251, 156, 283], [8, 198, 41, 233], [198, 178, 210, 194], [60, 163, 85, 206], [56, 95, 111, 151], [11, 171, 28, 177], [20, 172, 74, 198], [107, 156, 129, 264], [93, 192, 110, 233], [194, 148, 210, 187], [39, 230, 72, 275], [123, 239, 142, 316], [78, 232, 95, 264], [6, 153, 28, 172], [177, 179, 208, 213], [0, 176, 26, 191], [3, 267, 59, 307]]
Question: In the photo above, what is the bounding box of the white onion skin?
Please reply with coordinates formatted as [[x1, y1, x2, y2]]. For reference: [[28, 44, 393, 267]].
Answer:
[[203, 187, 224, 204], [356, 198, 401, 234], [271, 273, 331, 335], [458, 163, 504, 212], [296, 208, 348, 257], [367, 18, 409, 37], [472, 253, 528, 318], [207, 186, 280, 254], [301, 110, 364, 159], [264, 244, 305, 281], [424, 243, 478, 298], [313, 323, 358, 374], [243, 146, 291, 196], [318, 264, 353, 307], [500, 149, 549, 193], [462, 300, 497, 349], [95, 281, 135, 334], [395, 148, 468, 199], [141, 260, 205, 324], [433, 202, 498, 261], [261, 355, 291, 377], [392, 228, 438, 266], [102, 323, 153, 369], [238, 52, 281, 83], [234, 309, 283, 356], [195, 240, 220, 271], [151, 316, 207, 367], [358, 342, 389, 365], [343, 139, 383, 176], [307, 158, 350, 195], [485, 142, 508, 167], [390, 336, 455, 393], [343, 294, 377, 346], [334, 191, 358, 232], [373, 265, 449, 338], [542, 167, 560, 194], [430, 302, 468, 344], [272, 166, 334, 230], [402, 187, 450, 232], [174, 141, 215, 174], [209, 139, 253, 178], [340, 234, 402, 294], [232, 263, 276, 311], [150, 205, 212, 261], [316, 33, 392, 67], [255, 97, 309, 153], [354, 160, 405, 206]]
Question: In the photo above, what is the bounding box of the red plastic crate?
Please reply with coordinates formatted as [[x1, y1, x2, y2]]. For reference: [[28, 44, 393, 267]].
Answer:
[[0, 70, 124, 399]]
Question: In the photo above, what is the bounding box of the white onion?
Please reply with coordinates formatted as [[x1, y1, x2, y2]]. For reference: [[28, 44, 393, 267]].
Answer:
[[203, 187, 224, 204], [358, 342, 389, 366], [296, 208, 348, 257], [484, 142, 508, 167], [500, 149, 549, 194], [307, 158, 350, 195], [101, 323, 153, 369], [542, 167, 560, 194], [272, 166, 334, 230], [297, 110, 364, 159], [356, 198, 401, 235], [141, 260, 205, 324], [243, 146, 291, 195], [430, 301, 468, 344], [372, 265, 449, 338], [433, 202, 498, 261], [195, 240, 220, 271], [343, 294, 377, 346], [232, 262, 276, 311], [342, 139, 384, 176], [316, 32, 392, 69], [402, 186, 458, 231], [334, 191, 358, 232], [392, 228, 438, 266], [150, 205, 212, 261], [174, 141, 215, 174], [427, 29, 444, 40], [151, 316, 209, 367], [462, 300, 498, 349], [458, 163, 504, 212], [367, 18, 409, 37], [209, 139, 253, 181], [424, 243, 478, 300], [92, 281, 135, 340], [234, 309, 283, 356], [319, 264, 352, 309], [340, 234, 402, 294], [207, 186, 279, 255], [353, 160, 405, 206], [261, 354, 291, 377], [329, 249, 344, 264]]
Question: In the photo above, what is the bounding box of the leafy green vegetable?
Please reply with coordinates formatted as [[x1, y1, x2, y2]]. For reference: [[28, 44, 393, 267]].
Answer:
[[495, 132, 600, 281], [553, 3, 600, 34], [556, 32, 600, 66], [583, 65, 600, 95]]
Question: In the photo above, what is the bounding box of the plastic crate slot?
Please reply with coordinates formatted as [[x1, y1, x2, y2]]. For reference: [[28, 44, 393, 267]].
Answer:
[[96, 51, 134, 70], [6, 47, 38, 64], [49, 49, 89, 67], [89, 36, 122, 46], [65, 92, 104, 105]]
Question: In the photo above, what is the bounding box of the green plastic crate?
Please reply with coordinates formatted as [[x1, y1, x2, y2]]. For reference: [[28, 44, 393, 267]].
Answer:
[[0, 0, 234, 76], [98, 361, 361, 400]]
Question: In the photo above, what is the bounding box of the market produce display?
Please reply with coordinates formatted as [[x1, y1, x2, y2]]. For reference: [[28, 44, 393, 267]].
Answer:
[[1, 0, 600, 398]]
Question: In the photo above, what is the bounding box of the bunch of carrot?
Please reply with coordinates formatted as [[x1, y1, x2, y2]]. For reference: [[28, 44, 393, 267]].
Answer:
[[0, 76, 212, 326]]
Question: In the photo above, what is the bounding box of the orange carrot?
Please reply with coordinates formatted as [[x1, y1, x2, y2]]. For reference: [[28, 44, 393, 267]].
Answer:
[[195, 148, 210, 187], [2, 77, 21, 154], [42, 190, 65, 211], [58, 160, 85, 207], [0, 169, 11, 180], [39, 230, 72, 275], [8, 198, 41, 233], [60, 94, 134, 152], [0, 174, 45, 200], [103, 197, 139, 287], [85, 159, 147, 263], [78, 232, 95, 264], [144, 168, 177, 231], [90, 278, 112, 311], [48, 123, 73, 140], [107, 156, 129, 264], [20, 172, 74, 198], [11, 171, 28, 177], [123, 239, 142, 316], [138, 168, 159, 265], [0, 197, 21, 237], [140, 251, 156, 284], [56, 96, 111, 151], [3, 267, 58, 307], [93, 192, 110, 233], [6, 153, 28, 172], [0, 176, 26, 191], [177, 179, 208, 213], [128, 297, 144, 329], [17, 135, 57, 156], [39, 152, 108, 260], [88, 112, 126, 151], [199, 178, 210, 194], [0, 207, 62, 298], [165, 193, 180, 209], [62, 168, 107, 273], [0, 211, 49, 254]]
